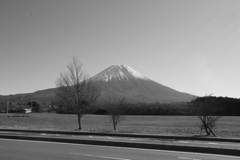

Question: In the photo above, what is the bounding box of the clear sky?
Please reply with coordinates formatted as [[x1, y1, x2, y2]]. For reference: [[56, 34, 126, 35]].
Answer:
[[1, 0, 240, 98]]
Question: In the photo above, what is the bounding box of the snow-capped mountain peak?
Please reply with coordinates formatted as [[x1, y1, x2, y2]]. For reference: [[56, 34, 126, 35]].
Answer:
[[90, 64, 193, 103], [91, 65, 149, 82]]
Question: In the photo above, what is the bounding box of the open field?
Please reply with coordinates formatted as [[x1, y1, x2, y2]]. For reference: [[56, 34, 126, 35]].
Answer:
[[0, 113, 239, 138]]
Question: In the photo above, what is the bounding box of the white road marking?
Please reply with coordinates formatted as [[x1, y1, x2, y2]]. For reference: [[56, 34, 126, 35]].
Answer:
[[89, 136, 138, 141], [208, 142, 218, 145], [0, 138, 239, 159], [107, 136, 115, 139], [179, 141, 190, 143], [205, 142, 240, 147], [40, 133, 46, 135], [178, 157, 201, 160], [178, 140, 240, 147], [70, 153, 131, 160], [0, 132, 10, 133]]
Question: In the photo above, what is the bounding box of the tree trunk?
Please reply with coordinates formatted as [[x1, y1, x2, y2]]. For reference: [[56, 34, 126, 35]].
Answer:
[[110, 115, 124, 131], [77, 114, 82, 130], [201, 117, 210, 136], [204, 124, 210, 136], [113, 122, 116, 131], [206, 125, 216, 137], [112, 117, 116, 131]]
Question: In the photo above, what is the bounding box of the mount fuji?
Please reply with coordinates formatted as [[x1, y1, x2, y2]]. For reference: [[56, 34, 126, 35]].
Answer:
[[91, 65, 192, 103], [0, 65, 193, 104]]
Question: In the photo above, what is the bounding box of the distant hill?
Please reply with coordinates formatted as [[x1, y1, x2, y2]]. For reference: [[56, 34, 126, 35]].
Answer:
[[0, 88, 56, 104], [0, 65, 193, 104]]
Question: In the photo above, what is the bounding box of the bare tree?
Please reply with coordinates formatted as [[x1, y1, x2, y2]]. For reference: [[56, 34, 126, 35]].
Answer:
[[103, 97, 126, 131], [189, 95, 223, 137], [56, 56, 100, 130]]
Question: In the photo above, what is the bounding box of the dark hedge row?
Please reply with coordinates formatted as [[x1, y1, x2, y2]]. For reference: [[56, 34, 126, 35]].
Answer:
[[95, 96, 240, 116], [52, 96, 240, 116]]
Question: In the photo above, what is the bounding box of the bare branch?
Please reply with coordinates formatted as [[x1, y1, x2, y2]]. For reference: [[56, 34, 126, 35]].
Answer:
[[103, 97, 126, 131], [190, 95, 223, 136], [55, 56, 101, 130]]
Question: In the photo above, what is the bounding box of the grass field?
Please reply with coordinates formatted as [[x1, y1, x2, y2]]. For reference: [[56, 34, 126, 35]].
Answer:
[[0, 113, 239, 138]]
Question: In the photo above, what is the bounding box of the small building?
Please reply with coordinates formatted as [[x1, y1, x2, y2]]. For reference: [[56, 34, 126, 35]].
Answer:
[[23, 108, 32, 114]]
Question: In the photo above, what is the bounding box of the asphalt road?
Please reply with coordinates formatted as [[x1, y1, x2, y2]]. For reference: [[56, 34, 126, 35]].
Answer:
[[0, 138, 239, 160]]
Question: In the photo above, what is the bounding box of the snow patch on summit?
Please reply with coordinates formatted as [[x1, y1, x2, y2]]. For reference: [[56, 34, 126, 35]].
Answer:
[[122, 65, 148, 80], [91, 65, 149, 82]]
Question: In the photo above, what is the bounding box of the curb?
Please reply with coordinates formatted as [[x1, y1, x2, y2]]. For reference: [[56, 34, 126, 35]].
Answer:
[[0, 134, 239, 157], [0, 128, 240, 143]]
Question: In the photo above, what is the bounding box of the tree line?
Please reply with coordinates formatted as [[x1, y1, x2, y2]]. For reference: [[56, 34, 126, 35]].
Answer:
[[2, 96, 239, 116], [55, 97, 240, 116]]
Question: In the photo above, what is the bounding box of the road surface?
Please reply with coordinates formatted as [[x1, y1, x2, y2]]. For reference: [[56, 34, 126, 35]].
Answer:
[[0, 138, 239, 160]]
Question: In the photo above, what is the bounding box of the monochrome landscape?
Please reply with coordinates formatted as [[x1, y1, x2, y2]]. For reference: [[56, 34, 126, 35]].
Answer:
[[1, 1, 240, 159]]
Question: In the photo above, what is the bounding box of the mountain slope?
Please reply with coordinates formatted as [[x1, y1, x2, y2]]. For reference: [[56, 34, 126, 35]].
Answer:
[[0, 65, 193, 104], [0, 88, 56, 103], [91, 65, 192, 103]]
